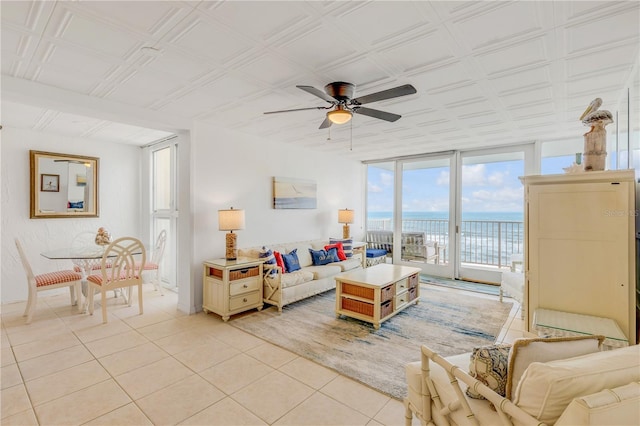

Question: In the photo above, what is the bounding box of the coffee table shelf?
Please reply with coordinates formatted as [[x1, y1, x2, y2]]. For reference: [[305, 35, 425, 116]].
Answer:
[[335, 264, 421, 329]]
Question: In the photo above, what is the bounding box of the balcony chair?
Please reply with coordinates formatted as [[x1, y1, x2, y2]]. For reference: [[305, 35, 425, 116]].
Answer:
[[15, 239, 83, 324], [137, 229, 167, 295], [86, 237, 146, 324]]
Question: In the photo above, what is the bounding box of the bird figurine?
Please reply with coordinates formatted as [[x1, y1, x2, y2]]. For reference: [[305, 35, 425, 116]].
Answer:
[[579, 97, 602, 121], [580, 97, 613, 128]]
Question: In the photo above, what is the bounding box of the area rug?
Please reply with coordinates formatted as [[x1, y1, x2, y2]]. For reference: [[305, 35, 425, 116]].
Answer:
[[230, 284, 513, 400]]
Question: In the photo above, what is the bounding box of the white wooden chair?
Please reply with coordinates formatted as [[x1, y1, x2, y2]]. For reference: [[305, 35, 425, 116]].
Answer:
[[139, 230, 167, 295], [15, 239, 83, 324], [86, 237, 146, 324]]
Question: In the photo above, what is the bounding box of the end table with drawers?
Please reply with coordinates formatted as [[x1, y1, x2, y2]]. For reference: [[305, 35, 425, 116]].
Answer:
[[202, 257, 264, 321]]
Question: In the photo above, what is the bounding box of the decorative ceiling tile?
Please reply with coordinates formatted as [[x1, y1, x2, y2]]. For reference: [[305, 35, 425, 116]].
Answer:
[[565, 42, 639, 79], [488, 65, 551, 94], [276, 26, 358, 70], [450, 1, 543, 51], [168, 17, 253, 64], [565, 8, 640, 54], [474, 36, 548, 75], [333, 1, 428, 46], [378, 29, 455, 72], [50, 9, 142, 57]]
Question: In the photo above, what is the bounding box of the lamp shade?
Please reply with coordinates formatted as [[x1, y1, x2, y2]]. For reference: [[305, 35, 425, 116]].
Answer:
[[338, 209, 354, 224], [327, 107, 352, 124], [218, 208, 245, 231]]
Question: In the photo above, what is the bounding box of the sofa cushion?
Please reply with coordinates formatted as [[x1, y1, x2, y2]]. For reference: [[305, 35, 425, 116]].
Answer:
[[366, 248, 387, 258], [325, 243, 347, 261], [282, 249, 301, 273], [506, 335, 604, 400], [309, 248, 335, 266], [304, 264, 342, 280], [286, 242, 313, 267], [466, 344, 511, 399], [335, 258, 361, 272], [330, 238, 353, 257], [513, 344, 640, 425], [280, 270, 314, 288], [556, 381, 640, 426]]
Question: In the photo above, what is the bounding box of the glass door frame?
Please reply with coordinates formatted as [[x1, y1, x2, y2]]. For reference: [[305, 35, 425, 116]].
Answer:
[[395, 153, 456, 278], [149, 138, 178, 291], [455, 144, 535, 283]]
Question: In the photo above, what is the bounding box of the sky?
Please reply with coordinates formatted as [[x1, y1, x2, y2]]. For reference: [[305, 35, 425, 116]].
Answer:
[[367, 155, 580, 214]]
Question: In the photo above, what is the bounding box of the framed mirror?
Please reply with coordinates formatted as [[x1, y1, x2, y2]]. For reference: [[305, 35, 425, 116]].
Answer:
[[30, 150, 99, 218]]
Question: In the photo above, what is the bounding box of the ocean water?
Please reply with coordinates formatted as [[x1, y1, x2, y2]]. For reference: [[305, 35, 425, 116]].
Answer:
[[368, 211, 523, 222], [367, 211, 524, 266]]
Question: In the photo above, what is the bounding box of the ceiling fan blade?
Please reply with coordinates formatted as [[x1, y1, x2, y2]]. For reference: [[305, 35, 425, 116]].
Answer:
[[263, 106, 327, 115], [354, 107, 401, 122], [319, 116, 332, 129], [297, 85, 335, 103], [352, 84, 416, 105]]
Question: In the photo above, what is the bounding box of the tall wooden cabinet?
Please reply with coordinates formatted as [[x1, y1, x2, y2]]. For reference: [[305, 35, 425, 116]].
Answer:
[[522, 170, 637, 345]]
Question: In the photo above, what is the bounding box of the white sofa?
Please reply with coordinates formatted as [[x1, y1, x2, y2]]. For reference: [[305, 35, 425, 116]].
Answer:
[[405, 341, 640, 426], [239, 239, 362, 312]]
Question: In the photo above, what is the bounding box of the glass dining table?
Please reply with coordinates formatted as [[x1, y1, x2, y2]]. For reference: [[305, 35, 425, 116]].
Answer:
[[41, 244, 144, 312]]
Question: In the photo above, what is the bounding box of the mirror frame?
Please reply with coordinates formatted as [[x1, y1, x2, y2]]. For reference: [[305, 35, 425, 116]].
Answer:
[[30, 150, 100, 219]]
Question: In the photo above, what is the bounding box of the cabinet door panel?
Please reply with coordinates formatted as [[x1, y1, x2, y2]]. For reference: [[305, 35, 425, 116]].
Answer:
[[528, 179, 631, 337]]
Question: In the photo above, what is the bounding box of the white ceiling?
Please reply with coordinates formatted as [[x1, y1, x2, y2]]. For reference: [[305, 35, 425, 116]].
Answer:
[[2, 1, 639, 161]]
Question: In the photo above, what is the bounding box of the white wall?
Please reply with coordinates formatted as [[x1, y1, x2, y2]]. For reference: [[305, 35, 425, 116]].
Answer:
[[190, 122, 364, 311], [1, 127, 142, 303]]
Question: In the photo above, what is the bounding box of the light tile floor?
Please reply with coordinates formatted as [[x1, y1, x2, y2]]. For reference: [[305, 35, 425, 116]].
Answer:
[[1, 283, 532, 425]]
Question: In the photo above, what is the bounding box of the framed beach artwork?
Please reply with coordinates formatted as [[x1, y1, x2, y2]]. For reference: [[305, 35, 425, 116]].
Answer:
[[273, 176, 317, 209]]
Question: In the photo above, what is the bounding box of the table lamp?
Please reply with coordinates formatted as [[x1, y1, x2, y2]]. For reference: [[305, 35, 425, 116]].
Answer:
[[338, 208, 354, 239], [218, 207, 245, 260]]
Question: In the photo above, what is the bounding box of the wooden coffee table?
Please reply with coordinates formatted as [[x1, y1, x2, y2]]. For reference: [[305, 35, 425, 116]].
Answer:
[[335, 264, 421, 329]]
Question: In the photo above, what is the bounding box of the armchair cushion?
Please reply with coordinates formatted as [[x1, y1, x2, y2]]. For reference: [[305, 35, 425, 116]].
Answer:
[[513, 345, 640, 425], [506, 335, 604, 399]]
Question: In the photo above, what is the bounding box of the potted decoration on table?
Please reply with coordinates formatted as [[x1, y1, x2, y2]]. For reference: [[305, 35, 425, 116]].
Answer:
[[95, 227, 112, 246], [580, 97, 613, 172]]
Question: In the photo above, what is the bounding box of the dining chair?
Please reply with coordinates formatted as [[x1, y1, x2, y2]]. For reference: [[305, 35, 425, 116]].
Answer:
[[86, 237, 146, 324], [139, 229, 167, 295], [70, 231, 119, 302], [15, 239, 83, 324]]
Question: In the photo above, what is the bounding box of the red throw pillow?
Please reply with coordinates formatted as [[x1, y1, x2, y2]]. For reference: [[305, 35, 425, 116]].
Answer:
[[274, 251, 286, 273], [324, 242, 346, 261]]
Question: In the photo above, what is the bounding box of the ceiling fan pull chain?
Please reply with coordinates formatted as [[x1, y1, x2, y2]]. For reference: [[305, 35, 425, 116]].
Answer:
[[327, 126, 331, 141], [350, 119, 353, 151]]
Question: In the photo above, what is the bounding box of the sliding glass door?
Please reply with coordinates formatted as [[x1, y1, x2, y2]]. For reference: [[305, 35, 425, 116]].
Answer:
[[457, 148, 528, 283], [366, 144, 533, 284], [398, 155, 454, 277]]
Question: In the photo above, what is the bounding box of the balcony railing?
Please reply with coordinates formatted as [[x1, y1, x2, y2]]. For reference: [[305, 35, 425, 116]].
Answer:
[[367, 218, 524, 269]]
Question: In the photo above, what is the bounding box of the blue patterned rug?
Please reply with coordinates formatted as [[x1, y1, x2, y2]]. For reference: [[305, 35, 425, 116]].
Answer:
[[231, 284, 512, 399]]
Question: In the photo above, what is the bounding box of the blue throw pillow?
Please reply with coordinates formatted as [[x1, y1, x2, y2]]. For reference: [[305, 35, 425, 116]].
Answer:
[[309, 248, 334, 266], [326, 247, 340, 263], [282, 249, 301, 272], [259, 246, 277, 275], [330, 238, 353, 257]]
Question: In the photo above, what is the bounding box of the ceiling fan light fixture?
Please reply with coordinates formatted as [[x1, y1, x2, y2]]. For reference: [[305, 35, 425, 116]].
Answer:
[[327, 107, 352, 124]]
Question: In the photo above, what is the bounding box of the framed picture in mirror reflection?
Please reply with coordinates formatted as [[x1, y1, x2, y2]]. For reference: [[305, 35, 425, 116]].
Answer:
[[41, 174, 60, 192]]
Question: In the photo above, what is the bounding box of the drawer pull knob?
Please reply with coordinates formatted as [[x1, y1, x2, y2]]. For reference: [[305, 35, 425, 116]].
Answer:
[[243, 298, 248, 302], [243, 284, 248, 288]]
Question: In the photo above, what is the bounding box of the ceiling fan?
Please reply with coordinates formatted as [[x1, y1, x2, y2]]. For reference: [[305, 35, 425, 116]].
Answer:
[[264, 82, 417, 129]]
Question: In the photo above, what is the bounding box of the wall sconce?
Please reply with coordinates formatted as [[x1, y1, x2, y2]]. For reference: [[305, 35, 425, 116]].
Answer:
[[218, 207, 245, 260], [338, 208, 354, 239]]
